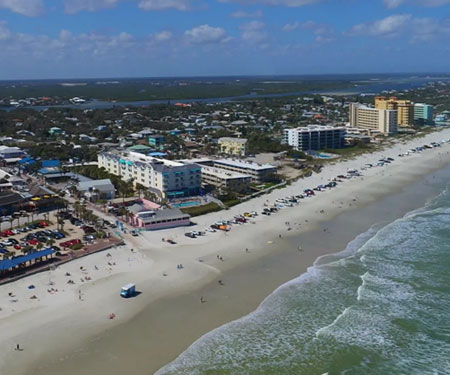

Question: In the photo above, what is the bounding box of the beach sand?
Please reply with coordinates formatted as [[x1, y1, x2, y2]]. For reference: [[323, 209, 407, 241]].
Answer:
[[2, 129, 450, 375]]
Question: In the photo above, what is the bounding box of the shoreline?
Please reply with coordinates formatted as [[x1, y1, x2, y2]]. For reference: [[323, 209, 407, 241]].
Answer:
[[2, 129, 450, 375]]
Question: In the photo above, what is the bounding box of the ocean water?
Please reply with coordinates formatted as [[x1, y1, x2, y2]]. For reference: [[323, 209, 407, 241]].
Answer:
[[157, 186, 450, 375]]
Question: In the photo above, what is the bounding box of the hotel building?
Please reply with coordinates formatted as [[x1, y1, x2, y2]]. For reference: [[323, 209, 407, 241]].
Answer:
[[283, 125, 346, 152], [375, 96, 414, 127], [98, 151, 202, 199], [212, 159, 277, 183], [414, 103, 434, 125], [349, 103, 398, 135], [201, 165, 251, 193]]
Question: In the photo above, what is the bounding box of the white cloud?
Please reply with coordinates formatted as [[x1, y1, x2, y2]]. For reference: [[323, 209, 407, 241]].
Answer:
[[231, 9, 263, 18], [0, 0, 44, 16], [346, 14, 450, 42], [153, 30, 173, 42], [283, 21, 334, 43], [240, 20, 267, 43], [346, 14, 412, 37], [138, 0, 190, 11], [384, 0, 450, 8], [184, 24, 232, 44], [64, 0, 120, 13], [64, 0, 191, 13], [219, 0, 324, 6]]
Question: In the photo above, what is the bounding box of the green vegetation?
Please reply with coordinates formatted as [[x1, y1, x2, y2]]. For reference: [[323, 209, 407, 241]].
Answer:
[[180, 202, 222, 217], [70, 243, 84, 251], [0, 78, 353, 102], [223, 199, 241, 208]]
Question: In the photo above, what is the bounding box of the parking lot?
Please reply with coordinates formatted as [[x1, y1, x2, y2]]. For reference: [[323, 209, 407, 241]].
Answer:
[[0, 213, 89, 259]]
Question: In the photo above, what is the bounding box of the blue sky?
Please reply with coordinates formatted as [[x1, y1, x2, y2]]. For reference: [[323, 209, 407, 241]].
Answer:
[[1, 0, 450, 79]]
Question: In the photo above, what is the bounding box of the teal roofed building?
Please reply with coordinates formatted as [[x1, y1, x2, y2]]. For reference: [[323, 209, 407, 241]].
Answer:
[[127, 144, 153, 155], [49, 127, 64, 136], [148, 135, 165, 148]]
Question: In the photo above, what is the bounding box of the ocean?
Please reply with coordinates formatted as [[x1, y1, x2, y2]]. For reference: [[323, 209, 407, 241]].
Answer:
[[157, 185, 450, 375]]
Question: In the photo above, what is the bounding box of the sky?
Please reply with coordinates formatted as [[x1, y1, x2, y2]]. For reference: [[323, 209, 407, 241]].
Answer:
[[1, 0, 450, 79]]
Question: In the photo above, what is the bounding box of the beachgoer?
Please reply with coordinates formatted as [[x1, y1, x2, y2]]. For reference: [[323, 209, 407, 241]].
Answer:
[[16, 344, 20, 351], [245, 248, 249, 253]]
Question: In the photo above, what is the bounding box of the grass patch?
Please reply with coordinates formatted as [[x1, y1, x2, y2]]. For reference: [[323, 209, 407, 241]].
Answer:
[[181, 202, 222, 217], [223, 199, 241, 208]]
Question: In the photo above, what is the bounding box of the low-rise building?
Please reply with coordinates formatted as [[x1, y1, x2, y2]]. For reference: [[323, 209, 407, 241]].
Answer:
[[201, 165, 251, 193], [213, 159, 277, 183], [218, 137, 248, 156], [283, 125, 346, 151], [148, 135, 165, 148], [128, 206, 191, 231], [77, 179, 116, 201], [0, 146, 27, 161], [98, 151, 202, 199]]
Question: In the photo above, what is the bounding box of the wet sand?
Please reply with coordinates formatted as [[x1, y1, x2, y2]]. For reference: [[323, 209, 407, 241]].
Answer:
[[24, 156, 450, 375]]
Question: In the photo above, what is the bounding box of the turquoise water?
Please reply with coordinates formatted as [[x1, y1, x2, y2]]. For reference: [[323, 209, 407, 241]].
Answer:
[[172, 201, 201, 208], [157, 186, 450, 375]]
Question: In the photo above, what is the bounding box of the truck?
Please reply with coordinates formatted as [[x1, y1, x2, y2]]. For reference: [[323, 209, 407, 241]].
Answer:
[[120, 283, 136, 298]]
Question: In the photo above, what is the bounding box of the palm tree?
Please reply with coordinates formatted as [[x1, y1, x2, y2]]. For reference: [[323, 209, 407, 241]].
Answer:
[[135, 183, 146, 199], [36, 242, 44, 251], [21, 245, 33, 255], [9, 217, 14, 230], [46, 238, 55, 248]]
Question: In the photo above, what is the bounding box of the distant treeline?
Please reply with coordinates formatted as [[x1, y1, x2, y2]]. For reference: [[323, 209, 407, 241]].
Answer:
[[0, 78, 353, 102]]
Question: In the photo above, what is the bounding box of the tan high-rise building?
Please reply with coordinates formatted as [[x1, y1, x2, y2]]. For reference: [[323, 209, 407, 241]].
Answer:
[[375, 96, 414, 127], [349, 103, 398, 135]]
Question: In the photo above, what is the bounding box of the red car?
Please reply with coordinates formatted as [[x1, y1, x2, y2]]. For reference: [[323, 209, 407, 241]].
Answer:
[[39, 221, 49, 227], [2, 230, 14, 237], [14, 245, 22, 250], [28, 239, 40, 246]]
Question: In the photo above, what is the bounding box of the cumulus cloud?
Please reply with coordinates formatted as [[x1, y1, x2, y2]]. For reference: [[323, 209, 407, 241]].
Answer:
[[219, 0, 324, 6], [153, 30, 173, 42], [384, 0, 450, 8], [346, 14, 412, 37], [64, 0, 191, 13], [231, 9, 263, 18], [0, 0, 44, 16], [283, 21, 334, 43], [138, 0, 190, 11], [184, 24, 232, 44], [346, 14, 450, 42], [64, 0, 120, 13], [240, 20, 267, 43]]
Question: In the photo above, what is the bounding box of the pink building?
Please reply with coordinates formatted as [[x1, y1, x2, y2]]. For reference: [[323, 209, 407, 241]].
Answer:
[[128, 205, 191, 231]]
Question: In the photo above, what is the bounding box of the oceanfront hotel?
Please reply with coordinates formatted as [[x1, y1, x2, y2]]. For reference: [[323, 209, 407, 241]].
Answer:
[[349, 103, 398, 135], [283, 125, 346, 152], [98, 151, 202, 199]]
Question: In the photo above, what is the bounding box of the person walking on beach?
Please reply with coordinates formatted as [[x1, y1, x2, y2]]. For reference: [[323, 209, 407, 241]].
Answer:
[[15, 344, 21, 351]]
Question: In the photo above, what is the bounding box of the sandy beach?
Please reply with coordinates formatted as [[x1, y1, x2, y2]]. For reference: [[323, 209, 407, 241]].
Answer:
[[2, 128, 450, 375]]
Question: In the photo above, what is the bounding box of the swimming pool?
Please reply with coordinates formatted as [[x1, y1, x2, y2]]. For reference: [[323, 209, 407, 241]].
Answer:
[[172, 201, 201, 208]]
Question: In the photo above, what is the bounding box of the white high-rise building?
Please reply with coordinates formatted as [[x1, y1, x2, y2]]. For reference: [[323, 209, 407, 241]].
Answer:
[[349, 103, 398, 135], [284, 125, 346, 152]]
